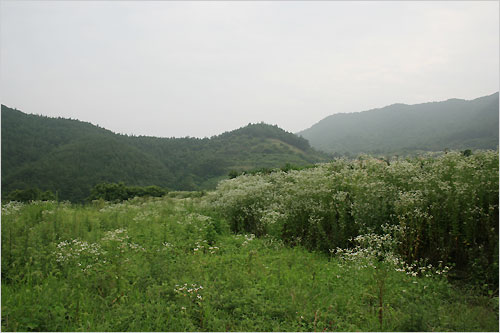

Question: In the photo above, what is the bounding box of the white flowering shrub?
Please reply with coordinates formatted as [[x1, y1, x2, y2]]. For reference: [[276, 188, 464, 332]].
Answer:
[[210, 173, 276, 236], [174, 283, 205, 311], [54, 239, 106, 274], [211, 151, 499, 286], [101, 228, 146, 253], [1, 201, 25, 216], [333, 224, 452, 278]]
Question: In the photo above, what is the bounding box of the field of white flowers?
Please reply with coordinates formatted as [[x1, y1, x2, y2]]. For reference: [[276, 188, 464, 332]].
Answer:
[[211, 151, 499, 287], [1, 151, 498, 331]]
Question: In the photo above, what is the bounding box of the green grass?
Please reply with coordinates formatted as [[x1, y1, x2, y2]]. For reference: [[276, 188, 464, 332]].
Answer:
[[1, 196, 498, 331]]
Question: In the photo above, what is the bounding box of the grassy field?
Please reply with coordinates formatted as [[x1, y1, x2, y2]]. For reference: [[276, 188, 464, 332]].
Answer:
[[1, 194, 498, 331]]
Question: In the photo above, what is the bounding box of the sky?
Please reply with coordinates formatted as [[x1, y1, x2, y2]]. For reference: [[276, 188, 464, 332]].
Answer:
[[1, 1, 498, 138]]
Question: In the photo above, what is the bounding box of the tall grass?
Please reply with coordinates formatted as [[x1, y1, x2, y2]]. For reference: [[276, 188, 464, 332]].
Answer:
[[211, 151, 499, 288], [1, 151, 499, 331]]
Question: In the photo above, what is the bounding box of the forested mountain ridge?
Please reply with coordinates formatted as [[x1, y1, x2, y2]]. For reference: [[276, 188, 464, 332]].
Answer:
[[298, 92, 499, 156], [1, 107, 115, 173], [1, 105, 330, 202]]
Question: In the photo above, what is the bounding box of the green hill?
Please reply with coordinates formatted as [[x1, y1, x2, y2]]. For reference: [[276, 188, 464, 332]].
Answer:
[[1, 106, 329, 202], [297, 92, 499, 156]]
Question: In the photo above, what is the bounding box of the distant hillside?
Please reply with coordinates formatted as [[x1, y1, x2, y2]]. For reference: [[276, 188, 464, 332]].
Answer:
[[1, 106, 329, 202], [298, 93, 499, 156]]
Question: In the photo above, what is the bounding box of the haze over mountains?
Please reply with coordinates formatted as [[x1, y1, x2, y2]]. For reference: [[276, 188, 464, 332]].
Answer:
[[1, 92, 498, 202], [298, 92, 499, 156]]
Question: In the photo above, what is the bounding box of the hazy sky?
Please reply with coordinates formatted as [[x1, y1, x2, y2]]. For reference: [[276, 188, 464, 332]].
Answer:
[[1, 1, 498, 138]]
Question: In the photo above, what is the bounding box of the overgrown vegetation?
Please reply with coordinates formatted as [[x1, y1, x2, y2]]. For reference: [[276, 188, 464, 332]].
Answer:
[[1, 151, 498, 331], [87, 182, 168, 202], [227, 162, 317, 179], [2, 196, 498, 331], [211, 151, 499, 290]]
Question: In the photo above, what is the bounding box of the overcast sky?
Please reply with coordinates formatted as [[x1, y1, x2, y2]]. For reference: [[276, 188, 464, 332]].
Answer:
[[1, 1, 498, 138]]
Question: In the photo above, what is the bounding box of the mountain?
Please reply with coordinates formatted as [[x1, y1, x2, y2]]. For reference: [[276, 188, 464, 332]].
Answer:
[[297, 92, 499, 156], [1, 106, 330, 202]]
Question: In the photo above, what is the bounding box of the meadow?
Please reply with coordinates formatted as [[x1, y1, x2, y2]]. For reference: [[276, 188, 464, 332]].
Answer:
[[1, 151, 499, 331]]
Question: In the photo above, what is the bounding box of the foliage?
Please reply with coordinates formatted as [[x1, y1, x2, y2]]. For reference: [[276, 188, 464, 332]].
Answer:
[[2, 197, 498, 331], [298, 92, 499, 156], [3, 187, 56, 203], [227, 162, 317, 179], [210, 151, 499, 289], [87, 182, 168, 202], [1, 106, 330, 202], [217, 122, 311, 151]]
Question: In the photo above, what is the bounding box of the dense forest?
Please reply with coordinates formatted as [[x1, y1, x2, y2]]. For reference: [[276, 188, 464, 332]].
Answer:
[[1, 106, 330, 202], [298, 92, 499, 156]]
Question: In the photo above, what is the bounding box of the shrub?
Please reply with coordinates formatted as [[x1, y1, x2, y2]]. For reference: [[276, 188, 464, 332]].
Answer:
[[87, 182, 168, 202], [4, 188, 56, 203], [210, 151, 499, 288]]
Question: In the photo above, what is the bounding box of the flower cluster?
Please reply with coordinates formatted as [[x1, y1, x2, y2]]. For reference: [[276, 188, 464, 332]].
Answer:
[[333, 228, 451, 278], [54, 239, 105, 273], [174, 283, 204, 303], [394, 260, 451, 277], [102, 228, 129, 242], [98, 202, 127, 213], [187, 213, 212, 223], [333, 230, 402, 268], [193, 240, 220, 254], [242, 234, 255, 246], [232, 234, 256, 247], [101, 228, 145, 252], [1, 201, 25, 216], [133, 210, 160, 222]]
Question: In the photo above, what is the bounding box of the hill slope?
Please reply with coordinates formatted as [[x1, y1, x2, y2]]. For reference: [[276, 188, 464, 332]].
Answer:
[[1, 106, 329, 201], [298, 92, 499, 156]]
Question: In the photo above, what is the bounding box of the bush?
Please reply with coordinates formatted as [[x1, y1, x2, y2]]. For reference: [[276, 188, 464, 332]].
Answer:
[[4, 188, 56, 203], [210, 151, 499, 289], [87, 182, 168, 202]]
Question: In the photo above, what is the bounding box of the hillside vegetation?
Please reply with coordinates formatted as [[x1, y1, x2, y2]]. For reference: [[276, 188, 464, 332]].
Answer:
[[3, 93, 497, 201], [2, 151, 498, 331], [298, 92, 499, 156], [1, 106, 329, 202]]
